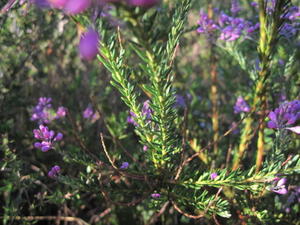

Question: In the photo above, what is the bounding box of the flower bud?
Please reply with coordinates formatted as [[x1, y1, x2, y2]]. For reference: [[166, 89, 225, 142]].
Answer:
[[79, 28, 100, 60]]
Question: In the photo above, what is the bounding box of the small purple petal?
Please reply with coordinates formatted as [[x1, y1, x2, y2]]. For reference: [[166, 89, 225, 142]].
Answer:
[[285, 126, 300, 135], [210, 172, 218, 180], [273, 187, 288, 195], [151, 193, 161, 198], [54, 133, 63, 141], [120, 162, 129, 169], [267, 121, 278, 129]]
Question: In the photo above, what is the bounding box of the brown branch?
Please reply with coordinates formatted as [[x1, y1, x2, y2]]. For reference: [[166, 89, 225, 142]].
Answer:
[[171, 201, 204, 219], [146, 201, 170, 225], [0, 216, 89, 225]]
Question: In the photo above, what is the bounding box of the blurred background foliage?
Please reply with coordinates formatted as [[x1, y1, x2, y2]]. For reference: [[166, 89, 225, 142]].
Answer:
[[1, 0, 300, 224]]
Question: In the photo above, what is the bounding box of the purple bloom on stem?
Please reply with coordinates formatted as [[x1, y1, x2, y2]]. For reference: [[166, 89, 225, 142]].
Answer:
[[48, 165, 61, 178], [234, 96, 250, 114], [33, 125, 63, 152], [210, 172, 218, 180], [143, 145, 148, 151], [151, 193, 161, 198], [120, 162, 129, 169], [79, 28, 100, 60]]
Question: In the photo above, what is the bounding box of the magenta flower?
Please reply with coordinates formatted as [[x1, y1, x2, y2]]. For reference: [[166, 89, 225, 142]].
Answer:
[[79, 28, 100, 60], [56, 106, 67, 118], [143, 145, 148, 151], [48, 165, 61, 178], [64, 0, 91, 14], [210, 172, 218, 180], [127, 0, 159, 7], [151, 193, 161, 198]]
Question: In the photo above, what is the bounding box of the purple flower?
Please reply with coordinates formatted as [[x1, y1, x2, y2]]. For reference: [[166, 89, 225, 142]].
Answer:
[[33, 125, 63, 152], [210, 172, 218, 180], [143, 145, 148, 151], [151, 193, 161, 198], [197, 11, 218, 34], [231, 0, 241, 15], [271, 177, 288, 195], [79, 28, 100, 60], [267, 100, 300, 134], [142, 100, 152, 120], [48, 165, 61, 178], [219, 16, 252, 41], [83, 106, 94, 119], [64, 0, 91, 14], [120, 162, 129, 169], [56, 106, 67, 118], [174, 95, 186, 108], [31, 97, 67, 124], [127, 111, 138, 126], [234, 96, 250, 114], [127, 0, 159, 7]]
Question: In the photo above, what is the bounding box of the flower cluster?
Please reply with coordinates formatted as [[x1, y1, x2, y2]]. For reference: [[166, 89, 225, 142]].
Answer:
[[33, 125, 63, 152], [267, 100, 300, 134], [234, 96, 250, 114], [31, 97, 67, 124], [197, 0, 299, 42], [197, 1, 259, 42]]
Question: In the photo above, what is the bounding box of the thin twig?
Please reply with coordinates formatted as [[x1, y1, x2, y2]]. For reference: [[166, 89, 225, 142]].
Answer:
[[171, 201, 204, 219], [0, 216, 89, 225], [146, 201, 170, 225]]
